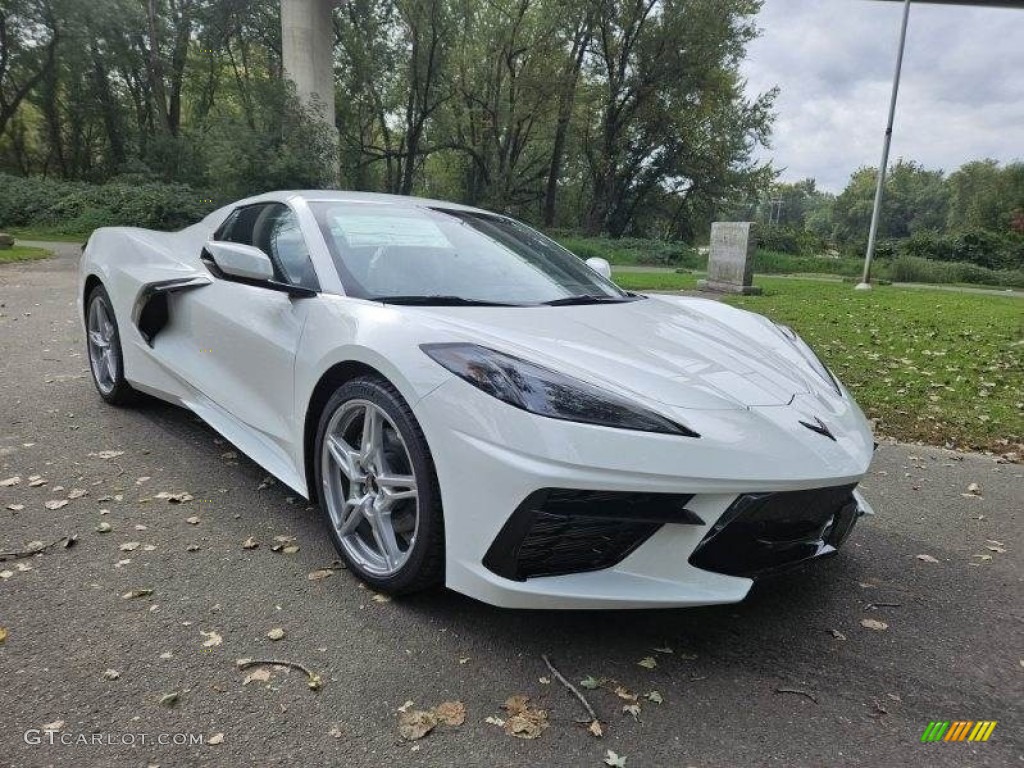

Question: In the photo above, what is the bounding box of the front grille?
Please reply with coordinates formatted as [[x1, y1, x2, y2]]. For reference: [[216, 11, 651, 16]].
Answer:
[[688, 484, 860, 578], [484, 489, 701, 581]]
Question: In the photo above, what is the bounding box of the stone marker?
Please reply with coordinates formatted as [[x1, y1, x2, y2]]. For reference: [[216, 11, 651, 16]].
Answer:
[[697, 222, 761, 295], [0, 233, 14, 250]]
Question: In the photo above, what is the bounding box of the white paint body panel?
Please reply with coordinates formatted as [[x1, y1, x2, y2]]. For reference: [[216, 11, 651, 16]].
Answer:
[[79, 190, 875, 610]]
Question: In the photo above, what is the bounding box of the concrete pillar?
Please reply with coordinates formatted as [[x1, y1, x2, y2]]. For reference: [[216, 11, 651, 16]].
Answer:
[[282, 0, 340, 179]]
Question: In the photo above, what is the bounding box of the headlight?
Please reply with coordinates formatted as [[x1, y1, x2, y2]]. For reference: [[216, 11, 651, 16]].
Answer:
[[421, 343, 699, 437], [772, 323, 842, 396]]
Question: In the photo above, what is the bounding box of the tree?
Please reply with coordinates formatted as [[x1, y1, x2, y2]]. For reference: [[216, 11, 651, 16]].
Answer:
[[582, 0, 774, 237], [832, 159, 948, 244], [0, 0, 59, 138]]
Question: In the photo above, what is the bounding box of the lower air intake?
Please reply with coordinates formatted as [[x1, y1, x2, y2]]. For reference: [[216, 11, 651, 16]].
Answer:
[[484, 489, 700, 581], [688, 483, 860, 578]]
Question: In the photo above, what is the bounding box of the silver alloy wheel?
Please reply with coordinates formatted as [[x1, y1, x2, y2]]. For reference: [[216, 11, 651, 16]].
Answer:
[[321, 399, 419, 577], [87, 294, 119, 395]]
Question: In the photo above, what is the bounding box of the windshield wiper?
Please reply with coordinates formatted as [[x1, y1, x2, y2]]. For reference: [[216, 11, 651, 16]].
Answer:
[[371, 294, 519, 307], [541, 294, 636, 306]]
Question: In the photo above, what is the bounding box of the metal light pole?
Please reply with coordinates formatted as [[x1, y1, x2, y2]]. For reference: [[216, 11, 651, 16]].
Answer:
[[856, 0, 912, 290]]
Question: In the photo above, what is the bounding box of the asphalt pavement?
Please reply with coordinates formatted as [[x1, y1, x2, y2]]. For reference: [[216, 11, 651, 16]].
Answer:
[[1, 244, 1021, 767]]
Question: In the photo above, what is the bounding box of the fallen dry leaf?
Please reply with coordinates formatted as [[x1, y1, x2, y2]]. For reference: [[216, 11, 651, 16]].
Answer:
[[613, 685, 638, 703], [0, 627, 7, 643], [916, 554, 939, 563], [0, 476, 21, 487], [67, 488, 88, 499], [986, 544, 1007, 554], [242, 537, 259, 550], [185, 516, 200, 525], [207, 733, 224, 745], [502, 695, 548, 739], [637, 656, 657, 669], [604, 749, 627, 767], [580, 676, 601, 689], [371, 593, 391, 603], [266, 627, 286, 641], [588, 720, 604, 737], [652, 645, 673, 654], [103, 669, 120, 680], [644, 690, 663, 704], [860, 619, 889, 631], [29, 478, 47, 487], [44, 499, 68, 510], [308, 569, 333, 581], [327, 725, 343, 739], [829, 629, 847, 641], [200, 630, 223, 647], [119, 541, 140, 552], [398, 709, 437, 741], [6, 504, 25, 511], [159, 692, 179, 707], [95, 450, 124, 459], [156, 492, 193, 504], [622, 702, 641, 722], [485, 715, 505, 727], [121, 589, 153, 599], [433, 700, 466, 726], [243, 667, 272, 685]]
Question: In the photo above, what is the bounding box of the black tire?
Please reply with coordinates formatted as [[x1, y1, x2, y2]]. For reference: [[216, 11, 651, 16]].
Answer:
[[85, 284, 138, 406], [314, 375, 445, 594]]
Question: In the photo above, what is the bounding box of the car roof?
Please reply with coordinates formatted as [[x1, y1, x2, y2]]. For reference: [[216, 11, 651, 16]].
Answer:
[[233, 189, 493, 215]]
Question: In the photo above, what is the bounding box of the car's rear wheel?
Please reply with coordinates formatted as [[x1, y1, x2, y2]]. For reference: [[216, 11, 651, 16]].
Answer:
[[86, 285, 137, 406], [314, 376, 444, 594]]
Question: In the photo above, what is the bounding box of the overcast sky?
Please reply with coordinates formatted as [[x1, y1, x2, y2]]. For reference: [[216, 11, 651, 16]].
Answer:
[[741, 0, 1024, 192]]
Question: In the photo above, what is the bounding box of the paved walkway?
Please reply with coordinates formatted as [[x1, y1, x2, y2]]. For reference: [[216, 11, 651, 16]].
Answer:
[[0, 243, 1020, 766]]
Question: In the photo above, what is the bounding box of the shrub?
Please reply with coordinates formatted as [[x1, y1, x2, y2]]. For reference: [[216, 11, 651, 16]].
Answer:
[[890, 255, 1024, 288], [0, 173, 217, 235], [756, 225, 823, 256], [753, 249, 863, 278], [555, 234, 702, 267]]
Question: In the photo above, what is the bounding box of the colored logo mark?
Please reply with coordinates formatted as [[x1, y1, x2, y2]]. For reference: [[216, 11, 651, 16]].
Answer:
[[920, 721, 997, 742]]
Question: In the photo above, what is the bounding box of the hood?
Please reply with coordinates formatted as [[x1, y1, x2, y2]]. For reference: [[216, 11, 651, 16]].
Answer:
[[403, 295, 838, 411]]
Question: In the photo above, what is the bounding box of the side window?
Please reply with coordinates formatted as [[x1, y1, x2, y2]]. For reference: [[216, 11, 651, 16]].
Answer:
[[214, 203, 319, 292]]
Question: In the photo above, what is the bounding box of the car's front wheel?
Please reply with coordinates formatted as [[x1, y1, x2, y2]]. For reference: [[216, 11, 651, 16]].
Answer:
[[314, 376, 444, 594], [85, 284, 137, 406]]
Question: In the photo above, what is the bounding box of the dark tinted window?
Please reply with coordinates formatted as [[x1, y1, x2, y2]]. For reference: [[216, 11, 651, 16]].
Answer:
[[215, 203, 319, 291]]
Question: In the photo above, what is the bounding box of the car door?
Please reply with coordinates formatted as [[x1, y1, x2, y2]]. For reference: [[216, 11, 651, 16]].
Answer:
[[162, 202, 320, 456]]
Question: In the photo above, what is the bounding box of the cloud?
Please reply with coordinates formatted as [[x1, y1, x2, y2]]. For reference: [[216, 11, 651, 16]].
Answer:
[[742, 0, 1024, 191]]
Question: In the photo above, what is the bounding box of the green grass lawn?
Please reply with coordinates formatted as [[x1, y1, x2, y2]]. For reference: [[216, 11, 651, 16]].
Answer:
[[0, 245, 52, 263], [6, 228, 90, 243], [615, 270, 1023, 453]]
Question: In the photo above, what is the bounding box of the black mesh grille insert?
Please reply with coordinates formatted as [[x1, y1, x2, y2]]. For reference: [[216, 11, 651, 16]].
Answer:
[[688, 484, 860, 578], [483, 489, 700, 581]]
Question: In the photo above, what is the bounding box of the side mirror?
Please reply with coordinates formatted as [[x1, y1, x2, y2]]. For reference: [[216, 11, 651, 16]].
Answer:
[[585, 256, 612, 279], [204, 241, 275, 282]]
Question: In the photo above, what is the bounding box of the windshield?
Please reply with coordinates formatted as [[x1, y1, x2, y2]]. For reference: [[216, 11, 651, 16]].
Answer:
[[310, 202, 631, 305]]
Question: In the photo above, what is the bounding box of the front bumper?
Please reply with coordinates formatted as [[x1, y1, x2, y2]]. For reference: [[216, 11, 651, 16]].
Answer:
[[415, 377, 875, 609]]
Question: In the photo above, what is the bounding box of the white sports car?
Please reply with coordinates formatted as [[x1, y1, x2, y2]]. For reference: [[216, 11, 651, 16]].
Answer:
[[79, 190, 875, 609]]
